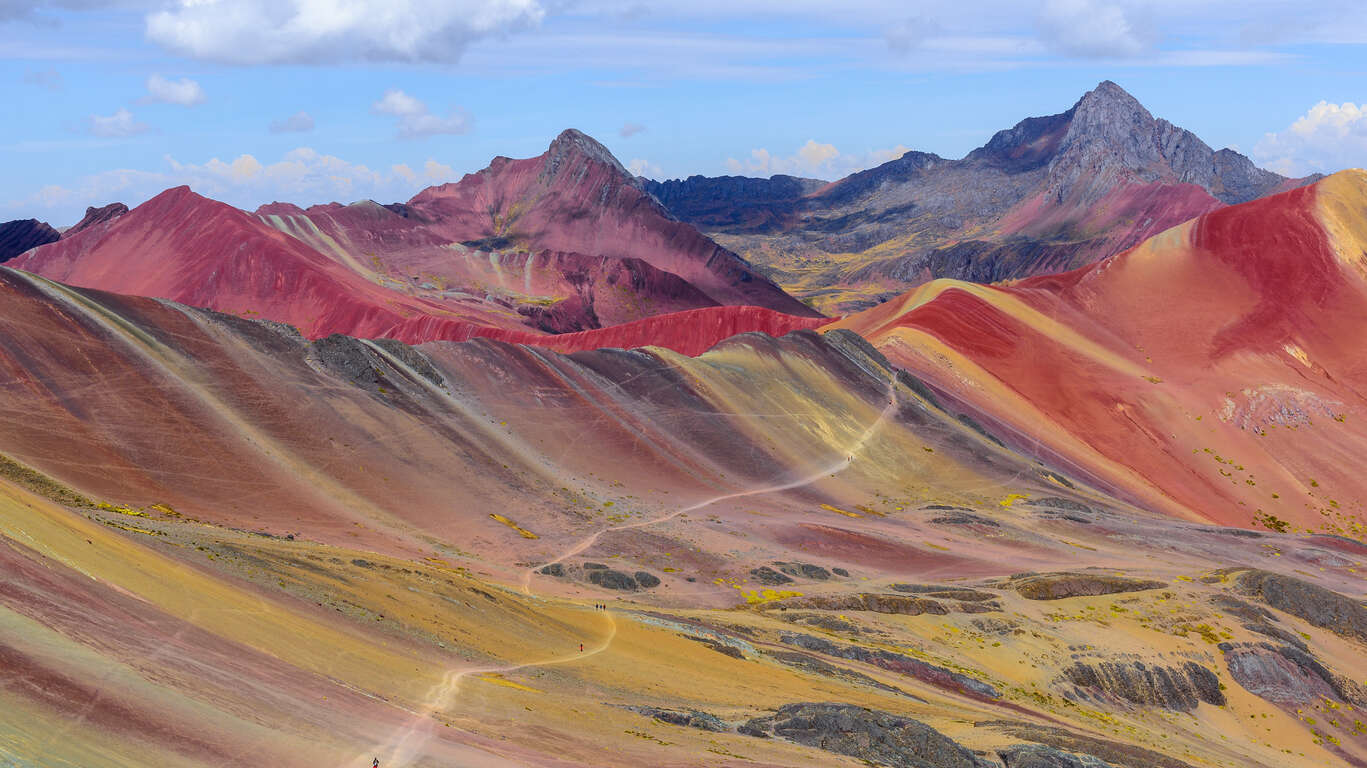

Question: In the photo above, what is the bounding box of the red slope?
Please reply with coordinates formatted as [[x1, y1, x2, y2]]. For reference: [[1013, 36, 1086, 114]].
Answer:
[[254, 199, 725, 332], [11, 187, 824, 356], [833, 171, 1367, 530], [407, 129, 820, 318]]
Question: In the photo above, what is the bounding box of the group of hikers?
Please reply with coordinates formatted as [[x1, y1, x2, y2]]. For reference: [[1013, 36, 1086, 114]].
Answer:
[[592, 602, 608, 611]]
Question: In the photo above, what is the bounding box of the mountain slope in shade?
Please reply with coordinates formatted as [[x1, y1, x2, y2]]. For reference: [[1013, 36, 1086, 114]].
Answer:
[[648, 81, 1313, 314], [829, 170, 1367, 532], [0, 218, 59, 262], [10, 186, 822, 354], [408, 129, 820, 317], [3, 264, 1367, 768]]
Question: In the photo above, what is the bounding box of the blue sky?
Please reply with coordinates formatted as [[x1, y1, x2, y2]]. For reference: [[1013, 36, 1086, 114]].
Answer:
[[3, 0, 1367, 224]]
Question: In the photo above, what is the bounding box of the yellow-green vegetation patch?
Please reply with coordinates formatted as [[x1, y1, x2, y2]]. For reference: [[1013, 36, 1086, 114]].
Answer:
[[489, 513, 539, 539]]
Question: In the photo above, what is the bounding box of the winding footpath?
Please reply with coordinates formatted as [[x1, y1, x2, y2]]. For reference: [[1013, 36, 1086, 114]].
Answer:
[[372, 376, 902, 767]]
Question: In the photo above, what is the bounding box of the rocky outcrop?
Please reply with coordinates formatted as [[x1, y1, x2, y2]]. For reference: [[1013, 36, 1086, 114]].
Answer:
[[775, 561, 832, 580], [987, 723, 1197, 768], [764, 592, 950, 615], [1010, 573, 1165, 601], [999, 744, 1117, 768], [778, 632, 1000, 699], [623, 705, 726, 732], [1234, 569, 1367, 643], [588, 568, 640, 590], [750, 566, 793, 585], [0, 218, 59, 263], [1061, 660, 1224, 711], [1222, 642, 1367, 707], [63, 203, 128, 238], [765, 651, 909, 696], [740, 703, 995, 768], [890, 583, 1001, 603]]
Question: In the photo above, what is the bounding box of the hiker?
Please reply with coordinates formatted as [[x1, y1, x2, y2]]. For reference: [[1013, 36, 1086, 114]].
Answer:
[[372, 758, 380, 768], [579, 642, 584, 652]]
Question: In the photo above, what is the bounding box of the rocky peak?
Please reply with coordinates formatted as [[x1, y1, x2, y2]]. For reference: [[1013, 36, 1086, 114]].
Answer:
[[63, 202, 128, 238], [544, 128, 630, 179]]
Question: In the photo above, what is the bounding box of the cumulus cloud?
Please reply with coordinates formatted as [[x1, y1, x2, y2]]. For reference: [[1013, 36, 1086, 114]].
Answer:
[[619, 121, 645, 138], [372, 89, 471, 139], [22, 68, 62, 90], [87, 108, 149, 138], [1037, 0, 1146, 58], [269, 111, 315, 134], [1254, 101, 1367, 176], [13, 146, 464, 224], [145, 0, 546, 65], [143, 73, 205, 106], [725, 139, 909, 178], [626, 158, 661, 178]]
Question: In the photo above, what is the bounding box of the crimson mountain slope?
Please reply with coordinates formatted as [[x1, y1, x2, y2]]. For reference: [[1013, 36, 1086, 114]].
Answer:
[[647, 81, 1315, 313], [11, 135, 822, 353]]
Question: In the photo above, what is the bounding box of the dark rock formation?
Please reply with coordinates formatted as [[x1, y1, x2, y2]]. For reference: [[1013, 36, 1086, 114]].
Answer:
[[999, 743, 1117, 768], [685, 635, 746, 660], [987, 722, 1197, 768], [779, 632, 1000, 699], [633, 570, 660, 588], [776, 561, 832, 580], [63, 203, 128, 238], [587, 568, 638, 590], [740, 703, 994, 768], [763, 593, 952, 616], [1010, 573, 1165, 601], [1062, 660, 1224, 711], [537, 562, 564, 577], [0, 219, 59, 263], [765, 651, 909, 696], [930, 511, 1002, 527], [890, 583, 1001, 602], [623, 705, 726, 732], [1235, 569, 1367, 643], [750, 566, 794, 585]]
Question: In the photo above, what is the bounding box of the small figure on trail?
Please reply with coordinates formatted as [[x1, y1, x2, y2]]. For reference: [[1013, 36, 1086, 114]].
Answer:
[[579, 642, 584, 652], [372, 758, 380, 768]]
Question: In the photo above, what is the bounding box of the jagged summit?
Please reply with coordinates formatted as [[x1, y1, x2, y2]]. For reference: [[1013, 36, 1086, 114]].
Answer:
[[545, 128, 629, 178]]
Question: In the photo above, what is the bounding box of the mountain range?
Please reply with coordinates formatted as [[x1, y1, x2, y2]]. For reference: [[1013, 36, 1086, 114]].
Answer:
[[3, 82, 1367, 768], [647, 81, 1315, 313]]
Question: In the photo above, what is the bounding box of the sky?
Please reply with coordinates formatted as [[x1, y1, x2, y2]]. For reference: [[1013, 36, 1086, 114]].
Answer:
[[3, 0, 1367, 225]]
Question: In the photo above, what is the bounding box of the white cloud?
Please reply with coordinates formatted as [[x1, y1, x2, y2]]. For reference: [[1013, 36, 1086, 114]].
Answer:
[[725, 139, 909, 179], [1254, 101, 1367, 176], [8, 147, 462, 224], [372, 89, 471, 139], [145, 0, 546, 65], [1036, 0, 1146, 58], [87, 107, 149, 138], [619, 121, 645, 138], [626, 158, 661, 178], [144, 73, 205, 106], [269, 111, 315, 133], [423, 158, 454, 180]]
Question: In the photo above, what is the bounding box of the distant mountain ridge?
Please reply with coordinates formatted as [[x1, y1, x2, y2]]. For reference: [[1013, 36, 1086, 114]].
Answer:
[[644, 81, 1317, 314]]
